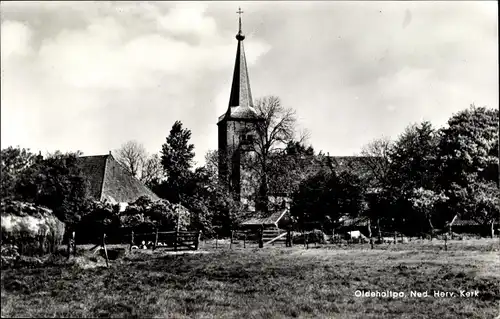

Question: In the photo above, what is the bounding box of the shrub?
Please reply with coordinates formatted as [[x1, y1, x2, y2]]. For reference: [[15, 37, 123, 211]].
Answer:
[[292, 229, 327, 244]]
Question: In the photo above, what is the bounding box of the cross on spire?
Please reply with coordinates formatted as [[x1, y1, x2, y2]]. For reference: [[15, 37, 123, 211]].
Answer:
[[236, 7, 245, 41]]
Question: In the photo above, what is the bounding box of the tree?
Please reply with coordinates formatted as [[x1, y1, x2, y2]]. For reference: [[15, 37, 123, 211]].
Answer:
[[199, 150, 246, 235], [15, 151, 90, 227], [409, 187, 448, 236], [360, 136, 393, 188], [159, 121, 195, 203], [436, 105, 499, 228], [114, 140, 147, 179], [243, 96, 301, 212], [291, 170, 365, 231], [437, 105, 499, 188], [140, 154, 164, 189], [388, 121, 439, 193], [0, 146, 40, 199], [379, 121, 443, 234]]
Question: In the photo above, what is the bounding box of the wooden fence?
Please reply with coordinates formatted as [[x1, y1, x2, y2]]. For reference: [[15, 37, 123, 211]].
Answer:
[[209, 229, 293, 249], [128, 230, 202, 252]]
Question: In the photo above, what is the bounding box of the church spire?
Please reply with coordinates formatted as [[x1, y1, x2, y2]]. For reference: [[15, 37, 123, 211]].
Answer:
[[227, 7, 254, 110], [236, 7, 245, 41]]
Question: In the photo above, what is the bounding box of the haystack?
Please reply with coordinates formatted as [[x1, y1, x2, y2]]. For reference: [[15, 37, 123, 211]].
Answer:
[[1, 200, 65, 254]]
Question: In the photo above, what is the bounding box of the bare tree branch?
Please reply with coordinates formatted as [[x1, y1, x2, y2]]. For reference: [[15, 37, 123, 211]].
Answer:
[[114, 140, 147, 179]]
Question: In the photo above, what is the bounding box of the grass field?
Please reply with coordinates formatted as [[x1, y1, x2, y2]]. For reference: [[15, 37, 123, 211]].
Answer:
[[1, 239, 499, 318]]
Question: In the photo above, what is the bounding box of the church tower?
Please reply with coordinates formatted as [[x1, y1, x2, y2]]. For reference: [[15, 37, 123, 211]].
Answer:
[[217, 8, 263, 201]]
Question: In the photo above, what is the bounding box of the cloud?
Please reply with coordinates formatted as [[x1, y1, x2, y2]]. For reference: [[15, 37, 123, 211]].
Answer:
[[1, 20, 33, 60], [1, 2, 271, 162], [0, 1, 497, 163]]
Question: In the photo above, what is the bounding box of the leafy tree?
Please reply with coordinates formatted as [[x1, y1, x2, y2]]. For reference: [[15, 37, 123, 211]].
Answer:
[[15, 151, 90, 227], [409, 188, 449, 236], [385, 121, 441, 230], [436, 105, 499, 226], [159, 121, 196, 203], [388, 121, 439, 194], [193, 153, 245, 235], [291, 170, 365, 231], [437, 105, 498, 187], [285, 140, 314, 156], [120, 196, 190, 231], [0, 146, 41, 199]]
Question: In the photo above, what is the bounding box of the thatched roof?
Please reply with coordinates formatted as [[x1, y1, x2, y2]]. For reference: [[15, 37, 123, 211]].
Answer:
[[77, 154, 160, 204]]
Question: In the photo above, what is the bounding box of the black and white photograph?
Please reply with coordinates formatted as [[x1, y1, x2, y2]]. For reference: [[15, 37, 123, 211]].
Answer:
[[1, 1, 499, 318]]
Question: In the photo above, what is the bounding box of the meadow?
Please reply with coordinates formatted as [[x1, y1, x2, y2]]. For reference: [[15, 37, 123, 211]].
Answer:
[[1, 239, 499, 318]]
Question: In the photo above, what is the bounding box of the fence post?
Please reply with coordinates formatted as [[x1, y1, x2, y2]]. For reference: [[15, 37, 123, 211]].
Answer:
[[393, 231, 397, 245], [195, 230, 202, 250], [129, 230, 134, 252], [286, 229, 290, 247], [67, 231, 71, 259], [153, 229, 159, 251], [305, 232, 309, 249], [174, 229, 178, 252], [102, 233, 109, 268], [72, 231, 76, 256], [230, 230, 234, 249], [258, 228, 264, 248], [39, 234, 45, 255], [444, 234, 448, 251]]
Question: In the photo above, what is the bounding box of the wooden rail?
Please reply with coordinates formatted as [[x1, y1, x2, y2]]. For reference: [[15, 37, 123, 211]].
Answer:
[[128, 229, 201, 252]]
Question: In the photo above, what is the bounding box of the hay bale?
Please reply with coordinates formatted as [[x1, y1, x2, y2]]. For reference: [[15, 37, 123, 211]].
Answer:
[[1, 200, 65, 254]]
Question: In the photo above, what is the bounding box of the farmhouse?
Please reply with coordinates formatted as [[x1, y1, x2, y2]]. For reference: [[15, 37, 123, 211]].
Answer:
[[77, 153, 160, 209]]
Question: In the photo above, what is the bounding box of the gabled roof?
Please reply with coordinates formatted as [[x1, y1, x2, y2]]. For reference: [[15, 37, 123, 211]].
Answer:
[[77, 154, 160, 204]]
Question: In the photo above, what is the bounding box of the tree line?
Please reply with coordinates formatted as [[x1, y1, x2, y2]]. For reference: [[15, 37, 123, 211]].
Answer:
[[291, 105, 499, 238], [1, 98, 498, 238]]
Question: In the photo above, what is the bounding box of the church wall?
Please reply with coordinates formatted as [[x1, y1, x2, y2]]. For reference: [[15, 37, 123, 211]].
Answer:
[[218, 117, 260, 202]]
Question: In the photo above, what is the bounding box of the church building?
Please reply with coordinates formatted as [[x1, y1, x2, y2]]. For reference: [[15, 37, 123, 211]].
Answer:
[[217, 9, 382, 226], [217, 9, 264, 202]]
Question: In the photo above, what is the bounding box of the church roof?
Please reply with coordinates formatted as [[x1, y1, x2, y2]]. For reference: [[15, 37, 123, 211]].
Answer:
[[77, 154, 160, 204], [218, 10, 261, 123]]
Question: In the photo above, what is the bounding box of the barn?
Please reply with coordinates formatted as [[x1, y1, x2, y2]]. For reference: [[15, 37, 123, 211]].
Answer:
[[77, 153, 160, 209]]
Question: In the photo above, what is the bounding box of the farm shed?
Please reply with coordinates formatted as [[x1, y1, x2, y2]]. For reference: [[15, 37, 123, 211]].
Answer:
[[447, 217, 499, 237], [241, 209, 292, 230]]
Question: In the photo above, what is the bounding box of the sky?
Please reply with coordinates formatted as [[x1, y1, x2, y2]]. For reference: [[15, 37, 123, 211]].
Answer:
[[1, 1, 498, 167]]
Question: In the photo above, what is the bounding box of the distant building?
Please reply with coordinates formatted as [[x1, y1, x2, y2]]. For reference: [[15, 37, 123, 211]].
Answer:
[[77, 154, 159, 210]]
